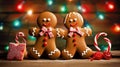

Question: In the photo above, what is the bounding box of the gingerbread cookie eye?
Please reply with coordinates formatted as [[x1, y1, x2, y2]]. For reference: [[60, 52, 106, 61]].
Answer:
[[42, 18, 47, 22], [73, 18, 77, 22], [69, 19, 73, 23], [46, 18, 51, 22]]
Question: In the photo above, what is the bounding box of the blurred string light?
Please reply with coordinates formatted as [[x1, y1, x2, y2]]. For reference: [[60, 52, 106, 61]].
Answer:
[[77, 4, 90, 13], [27, 9, 33, 16], [0, 22, 3, 31], [111, 24, 120, 33], [77, 5, 82, 10], [46, 0, 53, 6], [60, 5, 68, 13], [96, 12, 105, 20], [4, 45, 9, 51], [17, 0, 25, 11], [105, 1, 115, 10], [28, 35, 36, 41], [12, 19, 22, 29], [68, 0, 73, 2]]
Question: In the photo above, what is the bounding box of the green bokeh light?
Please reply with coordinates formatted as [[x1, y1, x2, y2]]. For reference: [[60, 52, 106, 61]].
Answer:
[[47, 0, 53, 6], [12, 19, 22, 28], [96, 12, 105, 20], [0, 23, 3, 30], [4, 45, 9, 51], [60, 5, 67, 13]]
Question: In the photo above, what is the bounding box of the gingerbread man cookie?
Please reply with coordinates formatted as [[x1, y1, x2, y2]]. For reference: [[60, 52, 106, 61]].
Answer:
[[56, 12, 93, 59], [28, 11, 60, 59]]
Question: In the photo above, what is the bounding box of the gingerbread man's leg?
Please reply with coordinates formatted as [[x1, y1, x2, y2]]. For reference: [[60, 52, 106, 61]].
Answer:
[[47, 48, 60, 59], [28, 40, 45, 59], [77, 44, 93, 58], [45, 42, 61, 59], [62, 44, 77, 59]]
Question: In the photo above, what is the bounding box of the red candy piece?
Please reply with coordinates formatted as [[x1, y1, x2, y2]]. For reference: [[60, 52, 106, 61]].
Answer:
[[44, 33, 48, 36], [74, 43, 77, 47], [90, 51, 103, 61], [103, 50, 112, 60], [73, 38, 76, 42], [43, 42, 47, 47], [73, 33, 76, 37], [43, 37, 48, 41]]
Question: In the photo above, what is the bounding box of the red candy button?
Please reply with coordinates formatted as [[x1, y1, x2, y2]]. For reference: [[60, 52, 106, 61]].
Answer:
[[73, 38, 76, 42], [73, 33, 76, 37], [44, 33, 48, 36], [74, 43, 77, 47], [43, 37, 48, 41], [43, 42, 47, 47]]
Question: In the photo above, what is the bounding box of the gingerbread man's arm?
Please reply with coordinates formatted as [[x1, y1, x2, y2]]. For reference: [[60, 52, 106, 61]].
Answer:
[[82, 27, 92, 37], [29, 27, 40, 37], [56, 28, 68, 39]]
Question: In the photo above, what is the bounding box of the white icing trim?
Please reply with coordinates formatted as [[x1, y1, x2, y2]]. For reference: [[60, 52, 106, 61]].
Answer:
[[32, 27, 37, 36], [64, 12, 83, 24], [63, 49, 73, 58], [84, 27, 90, 36], [48, 49, 59, 56], [56, 28, 64, 38], [32, 47, 41, 57], [64, 14, 68, 24], [56, 28, 61, 37], [81, 47, 90, 56]]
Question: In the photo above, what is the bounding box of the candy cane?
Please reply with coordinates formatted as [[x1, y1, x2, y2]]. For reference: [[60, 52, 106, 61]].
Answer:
[[15, 32, 26, 43], [103, 37, 111, 53], [94, 32, 108, 51], [91, 32, 112, 61]]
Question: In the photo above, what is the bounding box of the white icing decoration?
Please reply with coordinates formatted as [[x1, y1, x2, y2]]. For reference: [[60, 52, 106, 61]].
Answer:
[[61, 36, 64, 39], [48, 18, 51, 21], [32, 47, 41, 57], [84, 27, 90, 36], [32, 27, 37, 36], [56, 28, 64, 38], [64, 12, 83, 24], [48, 49, 59, 56], [56, 28, 61, 37], [63, 49, 73, 58], [81, 47, 90, 56]]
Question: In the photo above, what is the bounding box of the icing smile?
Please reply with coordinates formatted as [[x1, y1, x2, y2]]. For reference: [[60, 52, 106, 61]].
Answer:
[[43, 22, 50, 26], [70, 22, 78, 27]]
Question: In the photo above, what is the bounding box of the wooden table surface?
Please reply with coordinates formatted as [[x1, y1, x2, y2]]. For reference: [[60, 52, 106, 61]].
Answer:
[[0, 51, 120, 67]]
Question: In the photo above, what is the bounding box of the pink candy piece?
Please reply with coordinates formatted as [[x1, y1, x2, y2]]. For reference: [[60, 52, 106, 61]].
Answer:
[[7, 43, 26, 61], [7, 32, 26, 61]]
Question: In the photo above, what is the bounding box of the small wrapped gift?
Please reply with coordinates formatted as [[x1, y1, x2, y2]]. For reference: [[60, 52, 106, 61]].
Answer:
[[7, 32, 26, 61]]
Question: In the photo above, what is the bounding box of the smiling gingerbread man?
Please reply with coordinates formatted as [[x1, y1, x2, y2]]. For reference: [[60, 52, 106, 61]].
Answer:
[[56, 12, 93, 59], [28, 11, 60, 59]]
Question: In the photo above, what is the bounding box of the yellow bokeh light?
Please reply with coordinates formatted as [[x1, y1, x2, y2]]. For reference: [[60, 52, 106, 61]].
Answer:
[[27, 10, 33, 16]]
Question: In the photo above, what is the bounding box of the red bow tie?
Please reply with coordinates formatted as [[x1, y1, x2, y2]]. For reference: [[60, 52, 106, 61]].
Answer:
[[68, 27, 84, 37], [39, 26, 54, 38]]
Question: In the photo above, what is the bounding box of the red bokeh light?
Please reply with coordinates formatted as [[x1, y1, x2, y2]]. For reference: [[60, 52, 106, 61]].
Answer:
[[81, 4, 90, 13], [105, 1, 115, 11], [111, 24, 120, 33]]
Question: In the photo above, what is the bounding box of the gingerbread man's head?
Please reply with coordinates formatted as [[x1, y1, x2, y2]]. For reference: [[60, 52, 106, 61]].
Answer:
[[37, 11, 57, 28], [64, 12, 84, 29]]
